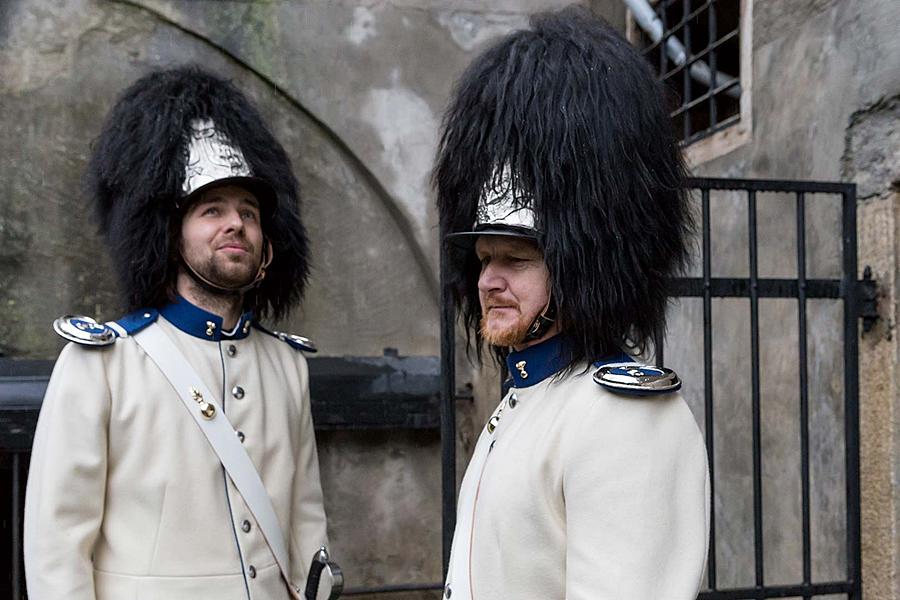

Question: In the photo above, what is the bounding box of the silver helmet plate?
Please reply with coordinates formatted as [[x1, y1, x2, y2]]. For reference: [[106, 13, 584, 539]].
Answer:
[[473, 165, 536, 231], [182, 118, 253, 198]]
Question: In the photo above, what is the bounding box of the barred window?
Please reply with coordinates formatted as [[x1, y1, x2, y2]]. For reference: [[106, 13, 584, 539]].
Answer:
[[629, 0, 745, 147]]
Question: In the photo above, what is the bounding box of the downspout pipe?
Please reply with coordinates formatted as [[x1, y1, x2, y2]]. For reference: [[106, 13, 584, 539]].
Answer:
[[623, 0, 740, 99]]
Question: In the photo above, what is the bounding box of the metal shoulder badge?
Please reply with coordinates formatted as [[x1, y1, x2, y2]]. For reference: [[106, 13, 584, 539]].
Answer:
[[593, 363, 681, 396], [273, 330, 317, 353], [250, 323, 317, 352], [53, 315, 117, 346]]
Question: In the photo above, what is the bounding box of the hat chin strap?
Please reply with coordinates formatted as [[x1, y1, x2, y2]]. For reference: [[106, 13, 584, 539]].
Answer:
[[521, 293, 557, 343], [181, 239, 273, 295]]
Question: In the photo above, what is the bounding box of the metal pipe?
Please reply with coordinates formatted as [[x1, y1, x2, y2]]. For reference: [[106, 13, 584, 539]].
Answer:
[[708, 0, 720, 124], [682, 0, 693, 139], [623, 0, 740, 99]]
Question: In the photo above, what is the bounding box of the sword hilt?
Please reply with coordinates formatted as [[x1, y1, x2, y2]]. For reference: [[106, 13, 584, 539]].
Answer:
[[304, 546, 344, 600]]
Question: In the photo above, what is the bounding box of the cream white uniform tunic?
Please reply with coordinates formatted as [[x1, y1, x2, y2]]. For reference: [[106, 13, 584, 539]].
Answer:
[[25, 297, 328, 600], [445, 336, 710, 600]]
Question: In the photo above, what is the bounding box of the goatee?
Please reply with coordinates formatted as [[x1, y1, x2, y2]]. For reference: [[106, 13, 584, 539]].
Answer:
[[479, 311, 532, 347]]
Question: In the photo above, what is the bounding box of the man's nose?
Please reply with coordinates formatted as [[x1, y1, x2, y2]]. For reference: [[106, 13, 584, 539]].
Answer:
[[478, 263, 505, 293], [222, 208, 244, 232]]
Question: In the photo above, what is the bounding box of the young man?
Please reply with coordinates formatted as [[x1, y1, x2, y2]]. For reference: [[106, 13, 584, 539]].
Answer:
[[25, 67, 337, 600], [435, 8, 710, 599]]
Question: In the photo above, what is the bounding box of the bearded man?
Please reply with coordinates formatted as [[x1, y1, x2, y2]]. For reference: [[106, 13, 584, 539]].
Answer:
[[435, 8, 710, 600], [25, 67, 339, 600]]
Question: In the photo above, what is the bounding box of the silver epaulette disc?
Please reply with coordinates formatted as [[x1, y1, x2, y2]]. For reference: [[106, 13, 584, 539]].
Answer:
[[52, 315, 117, 346], [593, 363, 681, 395]]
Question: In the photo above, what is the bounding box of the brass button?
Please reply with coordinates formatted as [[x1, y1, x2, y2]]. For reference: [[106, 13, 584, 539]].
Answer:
[[242, 321, 251, 334], [236, 431, 245, 443], [487, 415, 500, 434], [241, 519, 251, 533], [227, 344, 237, 357], [509, 394, 518, 408], [205, 321, 216, 337], [247, 565, 256, 579], [232, 386, 245, 399], [515, 360, 528, 379]]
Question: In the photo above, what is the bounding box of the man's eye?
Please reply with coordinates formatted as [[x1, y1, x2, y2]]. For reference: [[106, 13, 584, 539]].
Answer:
[[202, 207, 219, 216], [241, 210, 258, 220]]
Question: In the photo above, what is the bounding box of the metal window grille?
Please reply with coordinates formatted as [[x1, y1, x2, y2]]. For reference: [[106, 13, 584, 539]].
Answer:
[[634, 0, 743, 144]]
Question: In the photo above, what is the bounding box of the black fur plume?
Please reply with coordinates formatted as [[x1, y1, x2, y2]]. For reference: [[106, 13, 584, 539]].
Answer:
[[435, 6, 692, 367], [85, 66, 309, 321]]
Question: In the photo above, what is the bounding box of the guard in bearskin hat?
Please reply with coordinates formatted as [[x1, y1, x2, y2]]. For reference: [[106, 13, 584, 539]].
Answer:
[[25, 67, 341, 600], [436, 8, 709, 599]]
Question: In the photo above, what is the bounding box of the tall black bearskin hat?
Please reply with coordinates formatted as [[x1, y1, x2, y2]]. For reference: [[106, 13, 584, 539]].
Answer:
[[86, 66, 309, 321], [435, 6, 692, 366]]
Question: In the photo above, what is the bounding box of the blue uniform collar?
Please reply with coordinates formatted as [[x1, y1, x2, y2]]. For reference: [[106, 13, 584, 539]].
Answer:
[[505, 335, 571, 388], [159, 296, 254, 341], [505, 335, 632, 388]]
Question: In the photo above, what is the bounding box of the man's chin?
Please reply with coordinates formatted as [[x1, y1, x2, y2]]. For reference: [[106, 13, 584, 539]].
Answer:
[[200, 265, 258, 291], [480, 318, 530, 347]]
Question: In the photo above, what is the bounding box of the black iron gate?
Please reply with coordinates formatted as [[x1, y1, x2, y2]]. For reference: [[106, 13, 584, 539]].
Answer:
[[440, 177, 865, 599]]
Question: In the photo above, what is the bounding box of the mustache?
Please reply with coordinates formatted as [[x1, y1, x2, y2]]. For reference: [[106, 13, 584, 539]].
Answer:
[[217, 236, 253, 251], [482, 295, 519, 310]]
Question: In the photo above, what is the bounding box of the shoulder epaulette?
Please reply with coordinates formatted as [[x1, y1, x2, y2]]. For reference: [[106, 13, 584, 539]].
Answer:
[[53, 315, 117, 346], [110, 309, 159, 336], [593, 363, 681, 396], [253, 323, 317, 353], [53, 309, 159, 346]]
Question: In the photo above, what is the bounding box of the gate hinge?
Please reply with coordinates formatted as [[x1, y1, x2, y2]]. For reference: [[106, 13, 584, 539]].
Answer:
[[858, 265, 879, 333]]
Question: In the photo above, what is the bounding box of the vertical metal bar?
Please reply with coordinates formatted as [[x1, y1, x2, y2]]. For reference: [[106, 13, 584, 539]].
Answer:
[[439, 227, 457, 579], [708, 0, 718, 126], [796, 193, 812, 600], [683, 0, 692, 140], [659, 0, 669, 77], [748, 189, 764, 593], [12, 452, 23, 600], [842, 184, 862, 600], [702, 187, 717, 590]]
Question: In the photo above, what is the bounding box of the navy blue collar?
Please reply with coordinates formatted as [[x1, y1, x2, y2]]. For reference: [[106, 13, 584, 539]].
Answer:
[[159, 296, 254, 341], [505, 335, 632, 388], [505, 335, 571, 388]]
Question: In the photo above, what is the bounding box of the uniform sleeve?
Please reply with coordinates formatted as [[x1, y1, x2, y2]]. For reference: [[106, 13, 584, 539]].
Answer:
[[288, 353, 330, 593], [562, 395, 710, 600], [24, 343, 111, 600]]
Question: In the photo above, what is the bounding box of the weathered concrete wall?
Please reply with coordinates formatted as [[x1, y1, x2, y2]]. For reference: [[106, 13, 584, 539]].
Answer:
[[678, 0, 900, 597], [0, 0, 623, 596]]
